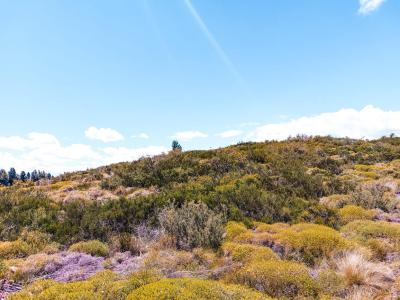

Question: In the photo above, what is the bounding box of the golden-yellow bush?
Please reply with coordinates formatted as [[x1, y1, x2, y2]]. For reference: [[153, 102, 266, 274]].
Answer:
[[0, 240, 29, 259], [68, 240, 109, 257], [126, 278, 271, 300], [221, 242, 278, 264], [104, 269, 162, 300], [254, 222, 289, 234], [228, 259, 317, 298], [341, 220, 400, 245], [224, 221, 249, 242], [338, 205, 375, 224], [276, 223, 349, 265]]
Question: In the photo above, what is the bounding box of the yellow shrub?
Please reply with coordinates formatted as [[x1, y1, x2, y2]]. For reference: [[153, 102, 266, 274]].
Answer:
[[354, 164, 375, 172], [341, 220, 400, 245], [254, 222, 289, 234], [222, 242, 278, 264], [224, 222, 249, 241], [229, 260, 317, 298], [10, 270, 118, 300], [20, 230, 59, 254], [276, 223, 348, 265], [104, 269, 162, 300], [0, 240, 30, 259], [338, 205, 375, 224], [126, 278, 271, 300], [69, 240, 109, 257], [35, 281, 98, 300], [8, 279, 58, 300]]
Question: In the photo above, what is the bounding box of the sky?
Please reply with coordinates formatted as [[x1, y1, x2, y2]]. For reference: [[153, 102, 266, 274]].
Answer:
[[1, 0, 400, 174]]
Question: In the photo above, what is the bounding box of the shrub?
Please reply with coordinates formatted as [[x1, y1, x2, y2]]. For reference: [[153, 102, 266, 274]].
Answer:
[[126, 278, 271, 300], [349, 184, 390, 211], [8, 279, 58, 300], [229, 260, 317, 298], [316, 269, 346, 297], [224, 221, 249, 241], [104, 269, 162, 300], [0, 240, 30, 259], [276, 223, 349, 265], [320, 194, 351, 209], [69, 240, 109, 257], [3, 253, 58, 282], [338, 205, 375, 224], [144, 249, 206, 274], [221, 242, 278, 264], [109, 233, 146, 255], [341, 220, 400, 245], [159, 201, 224, 250], [20, 230, 59, 254], [10, 270, 159, 300]]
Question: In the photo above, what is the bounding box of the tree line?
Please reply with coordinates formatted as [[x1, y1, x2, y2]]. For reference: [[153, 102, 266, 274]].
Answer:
[[0, 168, 52, 186]]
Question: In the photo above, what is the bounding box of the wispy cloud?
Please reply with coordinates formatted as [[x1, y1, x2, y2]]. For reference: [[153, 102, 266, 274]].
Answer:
[[85, 126, 124, 142], [132, 133, 150, 140], [216, 130, 243, 138], [171, 130, 208, 141], [183, 0, 244, 85], [358, 0, 386, 15], [247, 105, 400, 141]]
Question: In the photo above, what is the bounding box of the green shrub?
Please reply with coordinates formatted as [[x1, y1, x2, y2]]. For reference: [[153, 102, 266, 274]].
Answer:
[[349, 184, 390, 211], [159, 201, 224, 250], [126, 278, 271, 300], [229, 260, 317, 298], [69, 240, 109, 257]]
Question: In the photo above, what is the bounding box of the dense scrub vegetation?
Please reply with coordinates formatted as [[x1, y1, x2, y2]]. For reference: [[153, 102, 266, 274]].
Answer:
[[1, 136, 400, 299]]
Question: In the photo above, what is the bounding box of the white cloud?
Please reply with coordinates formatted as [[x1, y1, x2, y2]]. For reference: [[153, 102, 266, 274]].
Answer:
[[85, 126, 124, 142], [0, 132, 166, 174], [171, 131, 208, 141], [247, 105, 400, 142], [132, 133, 150, 139], [216, 130, 243, 138], [101, 146, 167, 165], [358, 0, 386, 15]]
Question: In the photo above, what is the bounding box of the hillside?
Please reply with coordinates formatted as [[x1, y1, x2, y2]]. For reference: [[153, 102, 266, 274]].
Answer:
[[1, 136, 400, 299]]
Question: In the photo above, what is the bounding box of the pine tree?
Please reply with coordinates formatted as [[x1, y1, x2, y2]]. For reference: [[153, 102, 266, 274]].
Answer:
[[31, 170, 39, 182], [8, 168, 17, 185], [0, 169, 9, 186], [20, 171, 27, 182], [172, 140, 182, 152]]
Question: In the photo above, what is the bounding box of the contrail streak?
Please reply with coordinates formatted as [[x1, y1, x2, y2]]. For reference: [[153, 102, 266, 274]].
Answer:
[[183, 0, 245, 87]]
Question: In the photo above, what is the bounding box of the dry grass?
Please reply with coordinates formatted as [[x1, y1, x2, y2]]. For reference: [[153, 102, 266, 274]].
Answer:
[[336, 251, 394, 290]]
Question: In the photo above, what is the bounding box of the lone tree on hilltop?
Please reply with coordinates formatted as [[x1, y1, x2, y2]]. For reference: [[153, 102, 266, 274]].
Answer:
[[172, 140, 182, 152]]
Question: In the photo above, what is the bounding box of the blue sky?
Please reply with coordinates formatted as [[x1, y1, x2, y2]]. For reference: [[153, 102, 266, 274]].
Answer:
[[1, 0, 400, 173]]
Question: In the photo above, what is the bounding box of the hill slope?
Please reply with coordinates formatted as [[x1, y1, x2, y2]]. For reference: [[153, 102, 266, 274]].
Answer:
[[1, 136, 400, 299]]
